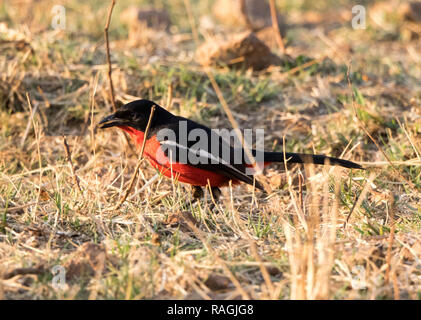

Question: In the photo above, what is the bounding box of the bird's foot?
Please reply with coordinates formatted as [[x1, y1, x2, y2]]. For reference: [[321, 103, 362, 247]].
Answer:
[[191, 186, 221, 212], [192, 185, 204, 202], [208, 187, 221, 211]]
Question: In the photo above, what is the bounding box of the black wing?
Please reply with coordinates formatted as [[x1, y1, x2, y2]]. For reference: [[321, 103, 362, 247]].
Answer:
[[153, 117, 264, 189]]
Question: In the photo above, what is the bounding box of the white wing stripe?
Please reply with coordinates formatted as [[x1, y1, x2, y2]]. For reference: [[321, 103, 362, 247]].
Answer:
[[160, 140, 248, 178]]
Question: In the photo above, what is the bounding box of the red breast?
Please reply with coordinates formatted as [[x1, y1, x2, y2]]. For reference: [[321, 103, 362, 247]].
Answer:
[[119, 126, 235, 187]]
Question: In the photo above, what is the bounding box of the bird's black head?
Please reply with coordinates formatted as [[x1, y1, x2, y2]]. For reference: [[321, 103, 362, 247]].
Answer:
[[98, 99, 172, 132]]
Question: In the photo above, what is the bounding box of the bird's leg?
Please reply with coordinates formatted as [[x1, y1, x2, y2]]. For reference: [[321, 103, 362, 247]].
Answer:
[[210, 187, 221, 203], [192, 185, 221, 210], [209, 187, 222, 210], [192, 185, 204, 202]]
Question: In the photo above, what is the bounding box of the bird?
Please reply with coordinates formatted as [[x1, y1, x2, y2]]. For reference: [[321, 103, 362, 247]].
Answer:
[[98, 99, 363, 203]]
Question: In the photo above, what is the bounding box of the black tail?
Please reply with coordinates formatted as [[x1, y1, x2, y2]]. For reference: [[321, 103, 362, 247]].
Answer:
[[264, 152, 363, 170]]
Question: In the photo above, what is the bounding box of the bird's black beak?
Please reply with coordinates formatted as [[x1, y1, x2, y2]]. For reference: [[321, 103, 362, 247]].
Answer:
[[98, 113, 129, 129]]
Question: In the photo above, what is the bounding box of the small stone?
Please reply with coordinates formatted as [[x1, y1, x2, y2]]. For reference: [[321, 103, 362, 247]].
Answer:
[[204, 273, 232, 291], [196, 31, 283, 70]]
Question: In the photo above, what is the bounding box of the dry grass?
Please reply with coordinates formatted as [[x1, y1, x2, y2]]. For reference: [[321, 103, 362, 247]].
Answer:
[[1, 0, 421, 300]]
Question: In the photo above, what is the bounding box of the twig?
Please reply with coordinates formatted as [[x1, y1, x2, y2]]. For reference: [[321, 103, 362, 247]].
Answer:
[[3, 265, 45, 279], [346, 63, 416, 191], [183, 0, 199, 47], [396, 117, 421, 160], [20, 102, 39, 149], [114, 106, 156, 210], [204, 68, 269, 192], [248, 238, 275, 299], [103, 0, 135, 154], [279, 56, 326, 78], [283, 136, 307, 232], [385, 193, 395, 285], [240, 0, 253, 29], [269, 0, 285, 53], [104, 0, 117, 112], [127, 173, 159, 201], [240, 0, 249, 29], [0, 202, 37, 213], [62, 135, 83, 195], [184, 218, 251, 300], [344, 172, 377, 227], [225, 189, 275, 299], [298, 170, 303, 210], [26, 93, 43, 221], [166, 82, 174, 111]]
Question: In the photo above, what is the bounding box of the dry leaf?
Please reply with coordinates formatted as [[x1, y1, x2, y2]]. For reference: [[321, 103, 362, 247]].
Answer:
[[204, 273, 232, 291]]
